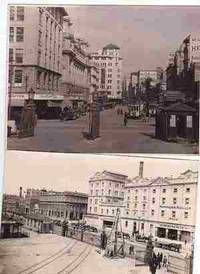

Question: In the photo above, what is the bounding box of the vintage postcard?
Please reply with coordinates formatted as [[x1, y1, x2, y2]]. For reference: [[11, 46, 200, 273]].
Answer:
[[0, 152, 199, 273], [5, 5, 199, 154]]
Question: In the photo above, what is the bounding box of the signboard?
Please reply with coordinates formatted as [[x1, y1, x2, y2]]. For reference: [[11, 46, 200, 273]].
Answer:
[[170, 115, 176, 127], [190, 36, 200, 63], [158, 223, 194, 232], [11, 93, 64, 101], [186, 116, 193, 128]]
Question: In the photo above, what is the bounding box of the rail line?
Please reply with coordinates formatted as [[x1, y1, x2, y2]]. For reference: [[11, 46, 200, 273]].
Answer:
[[57, 245, 92, 274], [16, 240, 77, 274]]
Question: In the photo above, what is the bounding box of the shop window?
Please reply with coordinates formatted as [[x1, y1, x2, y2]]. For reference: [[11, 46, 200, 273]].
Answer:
[[16, 27, 24, 42]]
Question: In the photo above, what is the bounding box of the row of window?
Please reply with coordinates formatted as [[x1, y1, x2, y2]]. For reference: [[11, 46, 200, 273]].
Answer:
[[10, 6, 24, 21], [90, 182, 120, 188], [89, 207, 115, 215], [9, 48, 23, 63], [129, 196, 190, 206], [90, 189, 123, 197], [127, 187, 191, 194], [9, 27, 24, 42]]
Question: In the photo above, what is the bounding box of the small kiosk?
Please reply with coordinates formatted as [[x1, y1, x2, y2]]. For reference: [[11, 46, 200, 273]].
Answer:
[[155, 102, 198, 142]]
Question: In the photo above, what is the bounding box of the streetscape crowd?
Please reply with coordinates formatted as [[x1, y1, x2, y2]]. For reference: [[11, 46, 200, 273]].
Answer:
[[149, 252, 168, 274]]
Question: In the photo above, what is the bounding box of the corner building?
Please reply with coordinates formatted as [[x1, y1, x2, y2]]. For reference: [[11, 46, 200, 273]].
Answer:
[[9, 6, 67, 118], [86, 165, 198, 245]]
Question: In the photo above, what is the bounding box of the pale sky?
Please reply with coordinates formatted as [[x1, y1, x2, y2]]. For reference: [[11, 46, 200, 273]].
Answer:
[[66, 5, 200, 75], [4, 151, 198, 195]]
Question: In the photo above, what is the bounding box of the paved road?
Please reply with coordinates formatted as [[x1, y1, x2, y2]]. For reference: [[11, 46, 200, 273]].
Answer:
[[7, 108, 197, 153]]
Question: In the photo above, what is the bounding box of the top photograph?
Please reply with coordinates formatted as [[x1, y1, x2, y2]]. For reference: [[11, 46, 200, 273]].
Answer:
[[6, 5, 199, 154]]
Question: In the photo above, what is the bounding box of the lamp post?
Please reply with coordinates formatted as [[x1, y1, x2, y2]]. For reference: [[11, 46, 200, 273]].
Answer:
[[8, 58, 14, 121]]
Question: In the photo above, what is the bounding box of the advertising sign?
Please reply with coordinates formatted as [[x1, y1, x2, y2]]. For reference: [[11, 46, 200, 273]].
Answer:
[[190, 36, 200, 63]]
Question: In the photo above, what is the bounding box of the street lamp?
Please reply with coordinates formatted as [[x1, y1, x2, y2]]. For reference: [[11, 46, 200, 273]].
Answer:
[[8, 58, 14, 121]]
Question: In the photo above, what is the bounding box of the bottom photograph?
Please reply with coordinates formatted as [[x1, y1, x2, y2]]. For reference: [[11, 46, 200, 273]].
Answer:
[[1, 152, 199, 274]]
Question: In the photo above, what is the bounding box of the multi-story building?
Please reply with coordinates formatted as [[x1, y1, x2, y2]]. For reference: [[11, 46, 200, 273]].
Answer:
[[2, 194, 20, 215], [61, 19, 91, 109], [39, 191, 88, 222], [123, 169, 197, 244], [86, 171, 127, 228], [86, 163, 198, 244], [24, 188, 41, 214], [9, 6, 67, 118], [90, 44, 122, 101]]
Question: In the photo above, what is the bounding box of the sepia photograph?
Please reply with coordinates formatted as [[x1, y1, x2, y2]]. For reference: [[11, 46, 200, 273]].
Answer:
[[6, 5, 199, 154], [0, 152, 199, 274]]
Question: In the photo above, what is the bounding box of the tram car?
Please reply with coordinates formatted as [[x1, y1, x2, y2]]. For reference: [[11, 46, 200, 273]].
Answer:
[[127, 104, 144, 119]]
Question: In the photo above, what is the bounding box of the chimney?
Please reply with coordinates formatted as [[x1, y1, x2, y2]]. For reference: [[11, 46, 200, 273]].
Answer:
[[139, 161, 144, 178], [19, 187, 23, 198]]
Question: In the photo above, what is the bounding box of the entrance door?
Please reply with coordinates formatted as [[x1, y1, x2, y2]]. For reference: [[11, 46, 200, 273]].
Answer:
[[168, 229, 178, 240], [176, 115, 186, 138], [157, 227, 166, 238]]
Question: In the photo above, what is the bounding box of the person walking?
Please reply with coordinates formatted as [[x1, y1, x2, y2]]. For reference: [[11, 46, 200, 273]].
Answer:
[[124, 112, 128, 126], [163, 255, 167, 267], [157, 252, 162, 269], [149, 253, 158, 274]]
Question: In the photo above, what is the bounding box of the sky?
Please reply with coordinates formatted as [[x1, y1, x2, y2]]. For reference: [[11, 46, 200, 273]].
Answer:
[[4, 151, 198, 195], [66, 5, 200, 76]]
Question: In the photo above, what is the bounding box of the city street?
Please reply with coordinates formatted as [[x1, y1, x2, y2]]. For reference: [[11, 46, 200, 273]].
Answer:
[[0, 233, 171, 274], [7, 108, 197, 153]]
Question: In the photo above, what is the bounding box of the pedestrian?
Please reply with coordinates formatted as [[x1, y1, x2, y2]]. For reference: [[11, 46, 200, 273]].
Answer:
[[124, 113, 128, 126], [157, 252, 162, 269], [163, 255, 167, 267], [149, 253, 158, 274], [13, 111, 21, 136], [129, 245, 134, 255]]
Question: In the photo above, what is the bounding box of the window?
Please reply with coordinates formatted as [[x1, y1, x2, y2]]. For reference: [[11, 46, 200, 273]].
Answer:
[[151, 210, 154, 216], [108, 189, 111, 196], [9, 27, 14, 42], [141, 223, 144, 230], [161, 210, 164, 217], [185, 198, 189, 205], [106, 209, 109, 214], [173, 198, 177, 205], [10, 6, 15, 21], [17, 6, 24, 21], [162, 197, 166, 204], [153, 189, 156, 194], [127, 203, 129, 209], [135, 189, 138, 193], [172, 211, 176, 218], [143, 204, 146, 209], [89, 207, 92, 212], [16, 27, 24, 42], [108, 68, 112, 72], [186, 188, 190, 193], [162, 188, 166, 193], [14, 70, 22, 84], [95, 199, 98, 204], [94, 207, 97, 213], [127, 196, 130, 200], [112, 209, 115, 215], [108, 80, 112, 83], [143, 196, 146, 201], [184, 211, 188, 219], [173, 188, 178, 193], [9, 48, 13, 62], [38, 31, 42, 46], [39, 10, 42, 25], [135, 196, 138, 200], [134, 203, 137, 208], [125, 221, 128, 227], [152, 197, 155, 204], [101, 208, 103, 214], [15, 49, 23, 63]]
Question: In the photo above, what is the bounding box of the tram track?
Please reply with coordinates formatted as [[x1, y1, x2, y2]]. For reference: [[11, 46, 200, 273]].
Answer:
[[16, 240, 77, 274], [57, 245, 92, 274]]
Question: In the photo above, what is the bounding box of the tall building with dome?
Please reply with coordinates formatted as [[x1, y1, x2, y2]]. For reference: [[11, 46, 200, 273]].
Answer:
[[90, 44, 122, 101]]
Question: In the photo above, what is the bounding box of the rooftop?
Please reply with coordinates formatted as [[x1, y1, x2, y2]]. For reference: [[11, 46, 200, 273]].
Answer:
[[103, 43, 120, 50]]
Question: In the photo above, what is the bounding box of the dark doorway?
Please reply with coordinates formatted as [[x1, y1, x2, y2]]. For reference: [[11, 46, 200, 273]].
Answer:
[[168, 229, 178, 240], [176, 115, 186, 138], [157, 227, 166, 238]]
